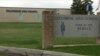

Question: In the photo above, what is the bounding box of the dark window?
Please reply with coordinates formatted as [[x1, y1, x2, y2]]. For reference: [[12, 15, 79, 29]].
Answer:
[[28, 11, 37, 13], [6, 10, 21, 12], [6, 10, 37, 13], [21, 10, 28, 13]]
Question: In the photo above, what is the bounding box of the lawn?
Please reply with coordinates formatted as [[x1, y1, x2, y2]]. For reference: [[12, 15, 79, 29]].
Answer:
[[0, 22, 42, 48], [0, 22, 100, 56]]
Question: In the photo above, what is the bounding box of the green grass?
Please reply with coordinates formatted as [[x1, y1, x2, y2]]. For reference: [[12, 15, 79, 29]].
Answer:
[[0, 22, 100, 56], [0, 22, 42, 48], [47, 45, 100, 56], [54, 37, 96, 45]]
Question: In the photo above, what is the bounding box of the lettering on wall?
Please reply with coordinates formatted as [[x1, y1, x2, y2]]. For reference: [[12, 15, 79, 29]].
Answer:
[[6, 10, 37, 13], [54, 15, 100, 37]]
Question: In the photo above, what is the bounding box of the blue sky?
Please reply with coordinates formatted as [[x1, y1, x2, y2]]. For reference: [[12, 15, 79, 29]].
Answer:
[[0, 0, 100, 13]]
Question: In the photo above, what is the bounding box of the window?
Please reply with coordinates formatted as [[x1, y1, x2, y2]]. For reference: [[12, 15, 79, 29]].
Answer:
[[6, 10, 37, 13]]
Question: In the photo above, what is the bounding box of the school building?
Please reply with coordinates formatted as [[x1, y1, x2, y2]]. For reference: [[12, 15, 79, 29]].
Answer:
[[0, 7, 71, 22]]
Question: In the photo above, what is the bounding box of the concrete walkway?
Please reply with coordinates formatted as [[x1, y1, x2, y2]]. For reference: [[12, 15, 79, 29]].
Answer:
[[0, 46, 87, 56]]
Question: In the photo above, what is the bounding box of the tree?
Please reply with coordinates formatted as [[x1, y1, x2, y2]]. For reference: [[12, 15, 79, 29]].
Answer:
[[71, 0, 93, 15]]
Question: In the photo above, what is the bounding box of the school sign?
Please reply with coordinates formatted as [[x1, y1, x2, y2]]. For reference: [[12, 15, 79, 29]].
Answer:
[[42, 11, 100, 48], [54, 15, 100, 37]]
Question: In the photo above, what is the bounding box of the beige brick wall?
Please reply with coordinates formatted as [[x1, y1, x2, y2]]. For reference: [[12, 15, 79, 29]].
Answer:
[[0, 7, 44, 22], [0, 7, 70, 22]]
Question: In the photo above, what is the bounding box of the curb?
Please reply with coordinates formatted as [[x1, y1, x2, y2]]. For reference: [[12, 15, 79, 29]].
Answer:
[[0, 46, 86, 56]]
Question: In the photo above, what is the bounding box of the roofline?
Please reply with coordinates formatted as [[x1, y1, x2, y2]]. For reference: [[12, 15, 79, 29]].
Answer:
[[0, 7, 70, 10]]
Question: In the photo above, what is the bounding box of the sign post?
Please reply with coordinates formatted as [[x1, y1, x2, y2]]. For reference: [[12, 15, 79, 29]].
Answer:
[[42, 11, 54, 49]]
